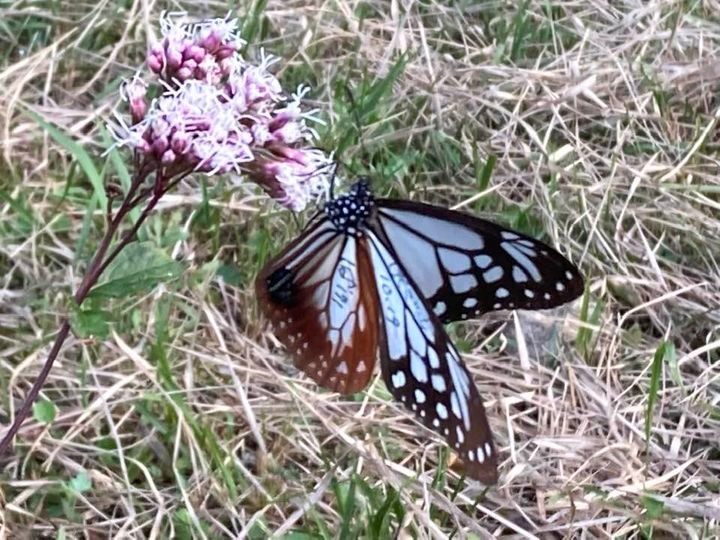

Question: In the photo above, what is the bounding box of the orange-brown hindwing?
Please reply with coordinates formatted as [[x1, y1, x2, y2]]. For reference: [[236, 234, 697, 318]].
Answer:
[[256, 221, 379, 395]]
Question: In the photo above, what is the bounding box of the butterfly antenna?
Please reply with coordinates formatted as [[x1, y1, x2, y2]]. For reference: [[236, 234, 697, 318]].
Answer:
[[344, 83, 370, 166], [329, 160, 339, 200]]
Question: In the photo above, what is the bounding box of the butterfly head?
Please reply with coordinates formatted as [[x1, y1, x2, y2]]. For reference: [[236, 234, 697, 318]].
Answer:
[[323, 179, 374, 236]]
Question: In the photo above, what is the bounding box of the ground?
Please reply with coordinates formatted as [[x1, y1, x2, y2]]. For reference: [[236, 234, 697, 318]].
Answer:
[[1, 1, 719, 538]]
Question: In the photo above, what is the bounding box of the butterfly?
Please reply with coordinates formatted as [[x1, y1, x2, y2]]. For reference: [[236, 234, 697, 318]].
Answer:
[[255, 179, 584, 483]]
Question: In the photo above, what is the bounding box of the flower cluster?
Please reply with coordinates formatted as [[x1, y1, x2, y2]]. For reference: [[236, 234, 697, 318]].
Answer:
[[111, 13, 335, 211], [148, 15, 241, 84]]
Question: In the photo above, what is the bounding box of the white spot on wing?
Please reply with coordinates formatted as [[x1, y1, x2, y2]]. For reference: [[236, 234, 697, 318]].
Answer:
[[431, 374, 447, 392], [406, 316, 427, 356], [483, 266, 503, 283], [474, 254, 492, 269], [339, 313, 355, 349], [391, 371, 406, 388], [512, 266, 528, 283], [415, 389, 426, 403], [358, 305, 366, 331], [337, 361, 348, 374], [456, 425, 465, 444], [496, 288, 509, 298], [446, 349, 471, 430], [463, 298, 478, 308], [436, 403, 448, 419], [450, 273, 478, 294], [438, 247, 472, 273], [451, 392, 461, 419], [434, 301, 446, 316], [410, 351, 428, 383], [428, 347, 440, 368]]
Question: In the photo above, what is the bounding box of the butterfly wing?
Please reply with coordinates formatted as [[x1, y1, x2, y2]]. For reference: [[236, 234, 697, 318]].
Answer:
[[375, 199, 584, 323], [366, 229, 498, 483], [256, 218, 379, 395]]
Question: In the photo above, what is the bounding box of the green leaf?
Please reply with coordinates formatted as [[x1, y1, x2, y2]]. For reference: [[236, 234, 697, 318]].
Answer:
[[89, 242, 183, 299], [246, 519, 270, 540], [216, 264, 243, 287], [0, 189, 35, 231], [23, 108, 107, 210], [103, 128, 141, 225], [645, 341, 669, 441], [338, 475, 358, 540], [71, 307, 111, 339], [75, 191, 97, 264], [68, 471, 92, 493], [664, 342, 682, 389], [33, 398, 56, 424], [172, 509, 195, 540], [370, 486, 402, 540], [641, 494, 665, 519], [475, 152, 496, 193]]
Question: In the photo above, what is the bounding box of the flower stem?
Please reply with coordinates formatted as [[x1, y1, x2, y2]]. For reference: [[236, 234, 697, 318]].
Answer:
[[0, 321, 72, 455], [0, 169, 169, 456]]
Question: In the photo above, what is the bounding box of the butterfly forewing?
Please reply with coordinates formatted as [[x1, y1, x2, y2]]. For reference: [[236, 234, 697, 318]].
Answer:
[[367, 230, 498, 483], [256, 219, 379, 395], [376, 199, 584, 323]]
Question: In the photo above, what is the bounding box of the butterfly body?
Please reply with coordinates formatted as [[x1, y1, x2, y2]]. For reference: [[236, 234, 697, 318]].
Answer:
[[257, 180, 584, 483]]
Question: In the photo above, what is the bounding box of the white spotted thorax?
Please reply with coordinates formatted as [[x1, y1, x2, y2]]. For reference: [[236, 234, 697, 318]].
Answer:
[[257, 178, 584, 483], [323, 179, 374, 237]]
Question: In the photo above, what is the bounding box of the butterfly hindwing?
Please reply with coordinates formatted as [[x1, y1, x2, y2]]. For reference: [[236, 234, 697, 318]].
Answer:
[[256, 218, 379, 395], [376, 199, 584, 323], [367, 230, 498, 483]]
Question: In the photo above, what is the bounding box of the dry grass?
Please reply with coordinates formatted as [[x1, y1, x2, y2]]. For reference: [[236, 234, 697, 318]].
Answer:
[[1, 0, 720, 538]]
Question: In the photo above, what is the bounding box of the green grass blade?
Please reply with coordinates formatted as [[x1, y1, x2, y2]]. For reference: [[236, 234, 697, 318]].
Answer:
[[358, 54, 408, 120], [23, 108, 107, 210], [241, 0, 268, 47], [645, 341, 668, 442]]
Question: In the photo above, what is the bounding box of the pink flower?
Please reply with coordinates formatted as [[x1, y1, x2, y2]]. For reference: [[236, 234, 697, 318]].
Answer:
[[250, 147, 336, 211], [149, 13, 244, 85], [110, 13, 335, 212], [120, 76, 148, 124]]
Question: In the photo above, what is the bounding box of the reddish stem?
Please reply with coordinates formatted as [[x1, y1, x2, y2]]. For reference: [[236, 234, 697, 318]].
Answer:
[[0, 168, 171, 456]]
